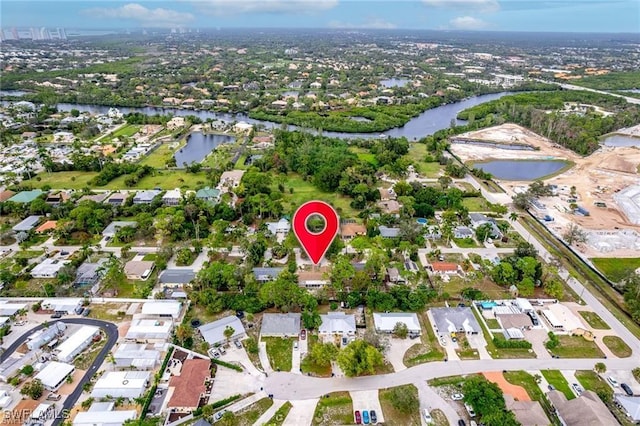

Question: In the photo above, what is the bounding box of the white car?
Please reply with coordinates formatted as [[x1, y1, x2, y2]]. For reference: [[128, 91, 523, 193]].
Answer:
[[294, 342, 298, 350], [423, 409, 433, 423], [451, 393, 464, 401], [607, 376, 618, 387], [572, 383, 584, 395]]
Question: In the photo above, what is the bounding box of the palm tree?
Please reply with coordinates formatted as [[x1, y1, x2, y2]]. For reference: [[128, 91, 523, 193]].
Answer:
[[509, 212, 519, 222]]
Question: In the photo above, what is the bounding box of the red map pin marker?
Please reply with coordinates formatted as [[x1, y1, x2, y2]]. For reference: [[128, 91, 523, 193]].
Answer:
[[292, 201, 340, 265]]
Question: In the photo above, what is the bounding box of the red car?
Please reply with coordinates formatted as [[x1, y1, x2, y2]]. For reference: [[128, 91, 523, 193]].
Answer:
[[300, 329, 307, 340], [354, 411, 362, 424]]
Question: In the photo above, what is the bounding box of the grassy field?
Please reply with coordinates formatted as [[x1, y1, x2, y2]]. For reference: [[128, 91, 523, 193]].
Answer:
[[312, 392, 354, 426], [224, 397, 273, 426], [26, 171, 98, 190], [265, 401, 292, 426], [462, 197, 489, 211], [541, 369, 575, 400], [453, 237, 479, 248], [578, 311, 610, 330], [591, 258, 640, 283], [575, 370, 612, 398], [602, 336, 632, 358], [350, 147, 379, 167], [379, 385, 421, 426], [263, 337, 294, 372], [548, 335, 605, 358], [140, 141, 182, 168], [406, 143, 443, 178], [273, 174, 359, 218]]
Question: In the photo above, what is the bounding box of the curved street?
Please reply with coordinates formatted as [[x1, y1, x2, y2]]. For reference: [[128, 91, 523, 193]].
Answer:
[[0, 318, 118, 426]]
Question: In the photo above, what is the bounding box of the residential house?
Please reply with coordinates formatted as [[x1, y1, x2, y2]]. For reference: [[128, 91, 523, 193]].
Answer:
[[261, 313, 301, 337], [548, 390, 619, 426], [167, 359, 212, 412], [166, 117, 186, 130], [377, 200, 401, 214], [26, 322, 66, 350], [373, 313, 421, 335], [158, 269, 195, 289], [7, 189, 43, 203], [102, 221, 137, 238], [468, 213, 502, 239], [319, 312, 356, 337], [340, 222, 366, 240], [34, 361, 75, 391], [45, 191, 70, 206], [427, 262, 461, 276], [73, 401, 137, 426], [0, 190, 15, 202], [35, 220, 57, 234], [54, 326, 99, 363], [125, 315, 173, 342], [104, 191, 128, 206], [430, 307, 481, 335], [141, 300, 181, 318], [453, 226, 474, 239], [11, 215, 42, 232], [615, 394, 640, 423], [198, 316, 246, 346], [74, 259, 107, 293], [91, 371, 151, 399], [124, 260, 155, 281], [42, 298, 82, 314], [504, 395, 549, 426], [162, 188, 182, 206], [112, 343, 160, 370], [218, 170, 245, 192], [378, 226, 400, 238], [298, 270, 329, 289], [378, 187, 396, 201], [195, 187, 220, 205], [77, 192, 109, 204], [252, 267, 283, 283], [133, 189, 161, 204], [266, 218, 291, 236], [386, 267, 404, 284], [31, 258, 68, 279]]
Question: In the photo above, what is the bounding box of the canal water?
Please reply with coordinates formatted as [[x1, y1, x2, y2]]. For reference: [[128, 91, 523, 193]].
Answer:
[[174, 132, 235, 165], [472, 160, 568, 180]]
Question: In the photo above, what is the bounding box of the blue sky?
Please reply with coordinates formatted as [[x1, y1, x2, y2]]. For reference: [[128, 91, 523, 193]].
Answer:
[[2, 0, 639, 32]]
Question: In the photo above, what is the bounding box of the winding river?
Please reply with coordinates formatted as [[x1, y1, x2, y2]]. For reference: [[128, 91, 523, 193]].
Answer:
[[14, 92, 513, 140]]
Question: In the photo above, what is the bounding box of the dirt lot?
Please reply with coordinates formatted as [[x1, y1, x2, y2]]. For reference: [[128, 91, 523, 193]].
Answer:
[[483, 371, 530, 401], [451, 124, 640, 240]]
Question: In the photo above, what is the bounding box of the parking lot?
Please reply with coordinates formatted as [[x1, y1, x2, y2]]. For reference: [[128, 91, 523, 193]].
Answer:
[[350, 390, 384, 424]]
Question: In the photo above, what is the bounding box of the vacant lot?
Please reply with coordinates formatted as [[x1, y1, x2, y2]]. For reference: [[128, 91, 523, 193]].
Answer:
[[312, 392, 353, 426], [263, 337, 294, 372], [225, 397, 273, 426], [379, 385, 421, 426], [591, 258, 640, 282], [548, 335, 605, 358], [541, 370, 574, 400]]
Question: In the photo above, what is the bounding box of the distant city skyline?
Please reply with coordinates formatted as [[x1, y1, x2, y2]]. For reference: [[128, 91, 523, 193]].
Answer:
[[1, 0, 639, 33]]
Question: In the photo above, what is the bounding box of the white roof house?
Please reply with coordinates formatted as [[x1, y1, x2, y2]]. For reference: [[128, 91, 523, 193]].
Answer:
[[319, 312, 356, 336], [0, 301, 26, 316], [30, 403, 55, 423], [615, 395, 640, 422], [125, 315, 173, 342], [113, 343, 160, 370], [73, 401, 137, 426], [102, 221, 137, 237], [198, 316, 246, 346], [266, 218, 291, 235], [162, 188, 182, 206], [42, 298, 82, 314], [515, 298, 534, 313], [34, 361, 75, 391], [31, 258, 69, 278], [373, 312, 421, 335], [0, 351, 37, 382], [91, 371, 151, 399], [55, 326, 99, 363], [27, 322, 66, 350], [141, 300, 181, 318]]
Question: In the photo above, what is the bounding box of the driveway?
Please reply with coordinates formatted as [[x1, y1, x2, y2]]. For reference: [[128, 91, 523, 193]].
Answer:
[[416, 381, 459, 426], [386, 337, 415, 371], [292, 335, 306, 374], [259, 340, 273, 373], [467, 334, 491, 360], [525, 329, 552, 359], [608, 369, 640, 393], [350, 390, 385, 423], [282, 398, 319, 426], [560, 370, 581, 396], [210, 345, 265, 402], [222, 340, 264, 377]]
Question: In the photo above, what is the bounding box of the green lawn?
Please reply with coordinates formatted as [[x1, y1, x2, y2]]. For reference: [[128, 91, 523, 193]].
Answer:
[[265, 401, 292, 426], [591, 258, 640, 283], [403, 313, 445, 366], [312, 391, 353, 426], [541, 370, 575, 400], [602, 336, 632, 358], [379, 385, 422, 426], [548, 335, 605, 358], [453, 237, 479, 248], [462, 197, 489, 211], [273, 174, 359, 218], [140, 141, 183, 168], [301, 335, 332, 377], [485, 318, 501, 329], [221, 397, 273, 426], [504, 371, 557, 423], [578, 311, 611, 330], [575, 370, 612, 398], [263, 337, 294, 372], [25, 171, 98, 190], [350, 147, 379, 167], [111, 124, 141, 139], [405, 143, 443, 178]]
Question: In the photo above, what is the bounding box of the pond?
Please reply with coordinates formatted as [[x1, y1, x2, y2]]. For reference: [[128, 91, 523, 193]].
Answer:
[[174, 132, 235, 165], [472, 160, 569, 180], [380, 78, 410, 88], [0, 90, 28, 97], [602, 134, 640, 147]]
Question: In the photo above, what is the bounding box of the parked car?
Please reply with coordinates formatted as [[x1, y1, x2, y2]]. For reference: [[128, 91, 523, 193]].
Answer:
[[362, 410, 370, 424], [465, 403, 476, 417], [219, 346, 226, 355], [354, 410, 362, 424], [621, 383, 633, 396], [213, 410, 227, 422], [369, 410, 377, 424], [572, 383, 584, 395], [74, 306, 84, 315], [423, 409, 433, 423], [440, 337, 447, 346], [300, 329, 307, 340], [81, 308, 90, 317], [293, 341, 298, 350], [548, 384, 555, 391], [234, 340, 242, 349], [457, 420, 466, 426], [50, 312, 62, 319], [451, 393, 464, 401], [46, 393, 61, 401], [607, 376, 618, 387]]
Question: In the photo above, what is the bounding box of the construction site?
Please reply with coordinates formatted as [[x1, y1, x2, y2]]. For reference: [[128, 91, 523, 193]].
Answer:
[[450, 123, 640, 258]]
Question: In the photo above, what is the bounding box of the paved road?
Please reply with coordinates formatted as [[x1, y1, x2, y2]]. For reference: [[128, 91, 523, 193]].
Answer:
[[0, 318, 118, 426], [264, 357, 638, 400]]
